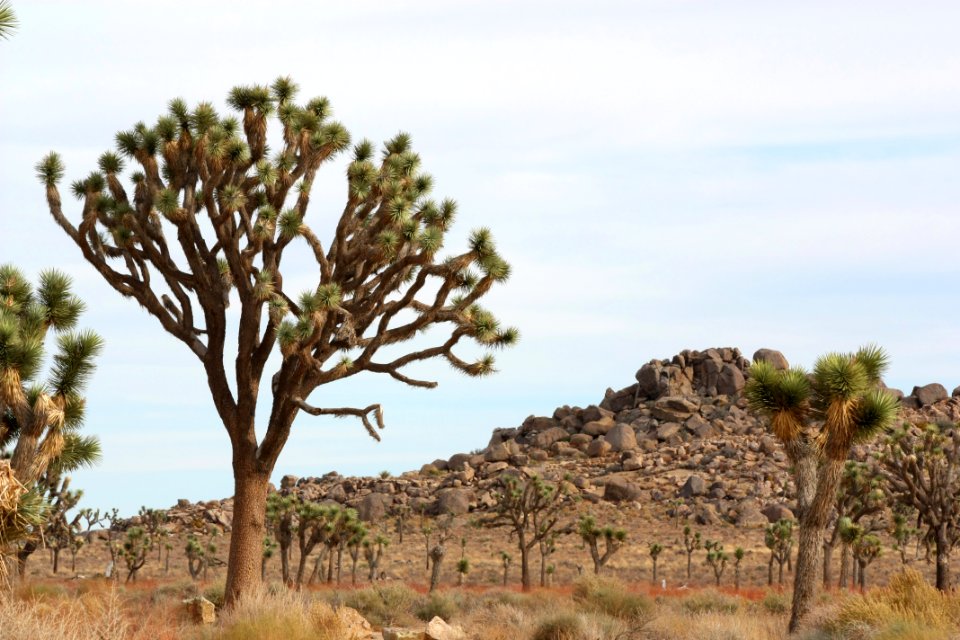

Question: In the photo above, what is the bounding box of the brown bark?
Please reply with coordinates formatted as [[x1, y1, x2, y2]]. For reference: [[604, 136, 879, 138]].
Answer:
[[839, 545, 849, 589], [935, 527, 952, 591], [822, 542, 835, 589], [223, 463, 269, 606], [788, 459, 844, 634]]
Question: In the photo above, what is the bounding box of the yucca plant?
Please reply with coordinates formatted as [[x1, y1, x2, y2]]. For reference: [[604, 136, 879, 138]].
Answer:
[[577, 514, 626, 575], [37, 78, 518, 605], [0, 266, 102, 582], [648, 542, 663, 585], [746, 345, 899, 632], [0, 1, 16, 40]]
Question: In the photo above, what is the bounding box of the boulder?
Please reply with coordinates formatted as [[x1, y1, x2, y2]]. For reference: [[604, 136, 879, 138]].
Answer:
[[587, 439, 612, 458], [655, 422, 682, 441], [603, 477, 642, 502], [424, 616, 467, 640], [569, 433, 594, 449], [735, 501, 768, 527], [679, 474, 706, 499], [761, 503, 796, 523], [532, 427, 569, 449], [334, 606, 374, 639], [419, 464, 440, 476], [913, 383, 948, 407], [280, 475, 299, 491], [651, 396, 698, 421], [953, 386, 960, 398], [383, 629, 422, 640], [183, 597, 216, 624], [436, 488, 471, 516], [447, 454, 472, 471], [716, 363, 745, 396], [484, 442, 512, 463], [604, 423, 637, 452], [358, 493, 392, 522], [582, 416, 616, 436], [581, 405, 613, 423], [635, 362, 665, 399], [752, 348, 789, 370], [325, 484, 348, 502]]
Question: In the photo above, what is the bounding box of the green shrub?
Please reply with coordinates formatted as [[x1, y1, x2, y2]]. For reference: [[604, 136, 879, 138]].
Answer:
[[761, 591, 789, 615], [679, 589, 740, 615], [531, 613, 586, 640], [342, 583, 418, 627], [204, 583, 226, 609], [415, 592, 460, 622], [572, 576, 654, 622]]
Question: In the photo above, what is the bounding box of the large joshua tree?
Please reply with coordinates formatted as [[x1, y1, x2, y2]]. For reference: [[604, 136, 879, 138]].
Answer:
[[745, 346, 898, 633], [36, 78, 517, 605], [0, 1, 16, 40]]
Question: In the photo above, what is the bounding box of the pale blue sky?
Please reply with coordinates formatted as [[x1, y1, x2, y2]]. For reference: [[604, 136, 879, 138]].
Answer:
[[1, 1, 959, 514]]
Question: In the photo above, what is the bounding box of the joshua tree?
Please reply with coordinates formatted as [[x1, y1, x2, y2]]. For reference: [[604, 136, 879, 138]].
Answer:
[[427, 513, 454, 593], [346, 520, 368, 585], [837, 518, 861, 589], [488, 474, 575, 591], [682, 525, 701, 582], [393, 503, 410, 544], [577, 514, 626, 575], [456, 557, 470, 586], [261, 536, 277, 581], [42, 477, 83, 574], [852, 532, 881, 592], [0, 1, 15, 39], [294, 500, 330, 587], [419, 511, 434, 573], [765, 518, 794, 586], [186, 534, 205, 580], [121, 526, 150, 582], [363, 533, 388, 582], [265, 492, 297, 585], [822, 461, 884, 588], [499, 551, 512, 587], [745, 346, 898, 632], [0, 266, 103, 578], [138, 506, 169, 563], [545, 563, 556, 587], [648, 542, 663, 585], [733, 547, 745, 590], [37, 78, 518, 605], [538, 530, 559, 587], [878, 422, 960, 590], [704, 540, 728, 587], [890, 507, 918, 566]]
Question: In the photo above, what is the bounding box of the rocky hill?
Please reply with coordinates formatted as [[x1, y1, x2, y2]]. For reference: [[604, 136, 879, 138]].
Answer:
[[142, 347, 960, 534]]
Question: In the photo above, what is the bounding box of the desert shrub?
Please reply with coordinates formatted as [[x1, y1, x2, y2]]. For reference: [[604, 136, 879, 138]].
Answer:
[[678, 589, 740, 615], [761, 591, 789, 615], [15, 582, 70, 602], [531, 613, 587, 640], [572, 576, 654, 622], [817, 569, 960, 639], [0, 589, 128, 640], [415, 591, 460, 622], [645, 610, 785, 640], [341, 583, 418, 627]]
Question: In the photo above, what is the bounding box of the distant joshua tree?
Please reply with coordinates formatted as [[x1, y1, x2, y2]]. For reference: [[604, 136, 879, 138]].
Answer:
[[879, 422, 960, 590], [648, 543, 664, 585], [499, 551, 512, 587], [363, 533, 388, 582], [682, 526, 701, 582], [822, 461, 884, 588], [37, 78, 518, 605], [704, 540, 728, 587], [765, 519, 794, 586], [577, 514, 626, 575], [261, 536, 277, 581], [428, 513, 454, 593], [488, 475, 575, 591], [746, 346, 898, 632], [852, 532, 881, 592], [733, 547, 745, 591]]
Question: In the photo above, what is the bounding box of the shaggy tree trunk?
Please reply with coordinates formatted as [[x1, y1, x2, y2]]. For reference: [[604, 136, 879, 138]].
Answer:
[[822, 541, 835, 589], [788, 460, 843, 634], [429, 544, 445, 593], [224, 460, 270, 606], [280, 544, 291, 585], [652, 559, 658, 585], [52, 549, 60, 574], [935, 527, 952, 591], [540, 553, 547, 587], [858, 560, 867, 592], [768, 554, 774, 586], [839, 545, 849, 589]]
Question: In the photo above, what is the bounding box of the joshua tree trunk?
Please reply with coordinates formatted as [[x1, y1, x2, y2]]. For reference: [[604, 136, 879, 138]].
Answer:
[[224, 461, 270, 604], [839, 545, 849, 589], [281, 545, 291, 585], [429, 544, 444, 593], [789, 460, 843, 634], [52, 549, 60, 574], [261, 556, 268, 581], [502, 564, 509, 587], [326, 545, 335, 583], [822, 541, 835, 589], [652, 559, 658, 585], [686, 552, 693, 581], [768, 554, 774, 586], [520, 545, 531, 591], [935, 527, 952, 591], [16, 541, 36, 578], [734, 564, 740, 590], [858, 560, 867, 592]]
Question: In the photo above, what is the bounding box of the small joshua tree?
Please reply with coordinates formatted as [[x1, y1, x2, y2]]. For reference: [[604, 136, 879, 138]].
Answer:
[[838, 519, 861, 589], [649, 542, 663, 585], [186, 534, 205, 580], [37, 78, 518, 605], [363, 533, 388, 582], [261, 536, 277, 581], [852, 533, 881, 592], [121, 526, 150, 582], [704, 540, 728, 587], [294, 500, 329, 587], [489, 475, 575, 591], [539, 531, 559, 587], [879, 422, 960, 590], [499, 551, 512, 587], [682, 525, 701, 582], [822, 461, 884, 588], [456, 558, 470, 587], [578, 514, 626, 575], [765, 519, 794, 586], [428, 513, 454, 593], [746, 346, 898, 632], [265, 492, 297, 585], [733, 547, 745, 590], [346, 520, 368, 585], [891, 507, 918, 566]]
